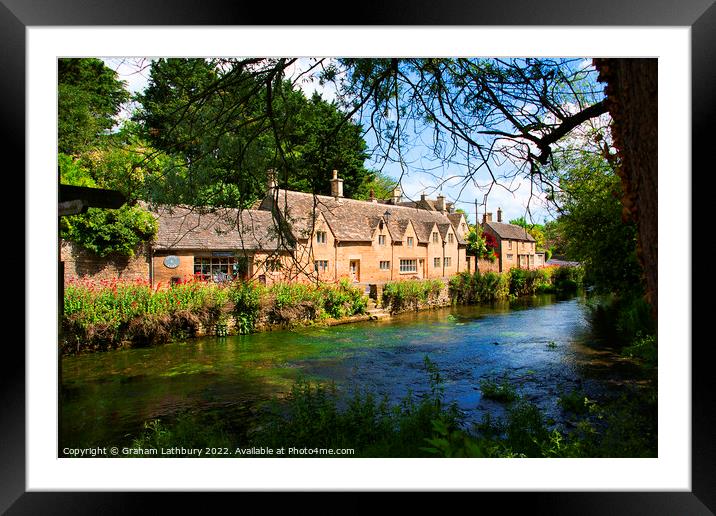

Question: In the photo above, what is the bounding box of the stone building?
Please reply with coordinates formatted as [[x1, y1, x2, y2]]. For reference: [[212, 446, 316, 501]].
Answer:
[[480, 208, 545, 273], [62, 170, 472, 287]]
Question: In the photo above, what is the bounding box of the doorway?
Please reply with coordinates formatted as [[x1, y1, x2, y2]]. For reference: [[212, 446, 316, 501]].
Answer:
[[349, 260, 360, 282]]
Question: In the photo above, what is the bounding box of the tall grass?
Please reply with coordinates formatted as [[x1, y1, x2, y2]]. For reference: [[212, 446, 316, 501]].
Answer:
[[63, 278, 231, 353], [63, 277, 368, 353], [449, 271, 509, 304], [449, 265, 583, 304], [381, 279, 444, 312]]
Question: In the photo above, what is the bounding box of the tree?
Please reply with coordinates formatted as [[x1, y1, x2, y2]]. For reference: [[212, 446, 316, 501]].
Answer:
[[58, 59, 159, 257], [553, 149, 642, 295], [593, 59, 658, 317], [133, 58, 373, 208], [58, 58, 130, 154]]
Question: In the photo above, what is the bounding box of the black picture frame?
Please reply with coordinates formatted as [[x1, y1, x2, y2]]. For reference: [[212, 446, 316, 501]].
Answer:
[[6, 0, 710, 512]]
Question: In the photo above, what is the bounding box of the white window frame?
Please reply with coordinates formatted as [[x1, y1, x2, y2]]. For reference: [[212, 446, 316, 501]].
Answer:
[[407, 236, 414, 247], [444, 257, 452, 267], [378, 234, 386, 246], [316, 231, 327, 244], [399, 259, 417, 273], [379, 260, 390, 270]]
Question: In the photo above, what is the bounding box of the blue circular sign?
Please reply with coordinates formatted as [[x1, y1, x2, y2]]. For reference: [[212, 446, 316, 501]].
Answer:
[[163, 255, 180, 269]]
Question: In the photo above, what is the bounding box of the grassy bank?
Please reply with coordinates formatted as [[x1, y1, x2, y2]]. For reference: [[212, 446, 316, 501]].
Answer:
[[62, 278, 367, 355], [449, 265, 584, 305]]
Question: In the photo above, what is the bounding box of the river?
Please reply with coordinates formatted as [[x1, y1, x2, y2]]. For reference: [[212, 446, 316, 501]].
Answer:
[[59, 293, 640, 452]]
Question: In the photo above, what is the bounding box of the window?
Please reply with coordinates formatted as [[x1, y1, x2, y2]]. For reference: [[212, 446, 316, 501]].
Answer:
[[194, 257, 237, 282], [507, 254, 514, 260], [508, 240, 512, 250], [399, 259, 417, 273], [378, 234, 386, 246], [314, 260, 329, 273], [529, 255, 534, 266], [447, 233, 454, 244], [379, 260, 390, 270], [434, 257, 441, 268], [432, 232, 439, 243], [444, 257, 452, 267], [407, 237, 414, 247], [316, 231, 327, 244]]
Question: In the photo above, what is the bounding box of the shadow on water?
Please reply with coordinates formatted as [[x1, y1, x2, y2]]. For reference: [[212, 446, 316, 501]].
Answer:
[[60, 292, 648, 451]]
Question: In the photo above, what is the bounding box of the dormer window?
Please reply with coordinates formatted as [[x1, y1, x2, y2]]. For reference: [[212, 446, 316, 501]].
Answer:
[[407, 237, 414, 247], [378, 234, 386, 246], [316, 231, 327, 244], [447, 233, 454, 244]]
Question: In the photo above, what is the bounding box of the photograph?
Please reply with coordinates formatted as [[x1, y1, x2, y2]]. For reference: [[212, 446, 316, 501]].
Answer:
[[57, 56, 658, 460], [8, 10, 710, 511]]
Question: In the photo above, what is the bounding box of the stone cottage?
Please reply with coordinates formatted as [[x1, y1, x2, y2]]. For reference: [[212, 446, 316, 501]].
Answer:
[[61, 170, 473, 287], [480, 208, 545, 273]]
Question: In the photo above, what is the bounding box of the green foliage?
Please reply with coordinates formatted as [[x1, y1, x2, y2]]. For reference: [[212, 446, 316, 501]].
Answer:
[[479, 377, 518, 403], [449, 270, 509, 304], [60, 205, 157, 258], [381, 279, 444, 312], [62, 278, 232, 353], [553, 149, 643, 296], [129, 413, 233, 456], [58, 58, 130, 154], [63, 278, 370, 353], [122, 358, 656, 458], [134, 58, 375, 208], [558, 389, 595, 416], [586, 293, 655, 345], [229, 281, 264, 334], [251, 355, 463, 457], [622, 335, 657, 369], [320, 279, 368, 319], [549, 265, 585, 293]]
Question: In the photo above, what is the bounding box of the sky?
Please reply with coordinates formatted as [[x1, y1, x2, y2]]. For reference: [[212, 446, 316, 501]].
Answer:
[[102, 57, 596, 226]]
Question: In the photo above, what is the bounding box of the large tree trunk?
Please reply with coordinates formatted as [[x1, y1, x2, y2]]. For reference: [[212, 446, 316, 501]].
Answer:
[[593, 58, 658, 320]]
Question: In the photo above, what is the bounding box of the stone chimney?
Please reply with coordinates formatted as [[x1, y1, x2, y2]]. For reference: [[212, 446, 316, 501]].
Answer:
[[497, 207, 502, 222], [391, 185, 402, 204], [436, 195, 446, 213], [330, 169, 344, 198], [482, 212, 493, 224], [267, 168, 277, 192], [420, 193, 426, 202]]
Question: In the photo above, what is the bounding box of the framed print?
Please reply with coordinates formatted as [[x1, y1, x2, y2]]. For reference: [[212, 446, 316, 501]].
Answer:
[[6, 0, 712, 512]]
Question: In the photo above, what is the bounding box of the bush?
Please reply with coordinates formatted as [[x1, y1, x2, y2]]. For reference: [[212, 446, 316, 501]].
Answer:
[[551, 265, 585, 293], [449, 271, 509, 304], [229, 281, 263, 334], [320, 279, 367, 319], [382, 279, 444, 313], [62, 277, 233, 353]]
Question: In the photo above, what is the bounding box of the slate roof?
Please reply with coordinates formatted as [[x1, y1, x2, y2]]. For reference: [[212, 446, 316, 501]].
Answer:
[[150, 204, 288, 251], [260, 190, 467, 245], [447, 213, 465, 228], [484, 221, 536, 242]]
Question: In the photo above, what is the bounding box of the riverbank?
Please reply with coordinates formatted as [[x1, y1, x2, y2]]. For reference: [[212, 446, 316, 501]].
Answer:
[[61, 265, 584, 355], [60, 294, 655, 458]]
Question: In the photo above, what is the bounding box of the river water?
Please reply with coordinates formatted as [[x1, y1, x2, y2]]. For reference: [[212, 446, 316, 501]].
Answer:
[[60, 293, 639, 451]]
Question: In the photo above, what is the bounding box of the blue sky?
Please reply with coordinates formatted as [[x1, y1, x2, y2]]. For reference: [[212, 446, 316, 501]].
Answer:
[[104, 57, 602, 226]]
